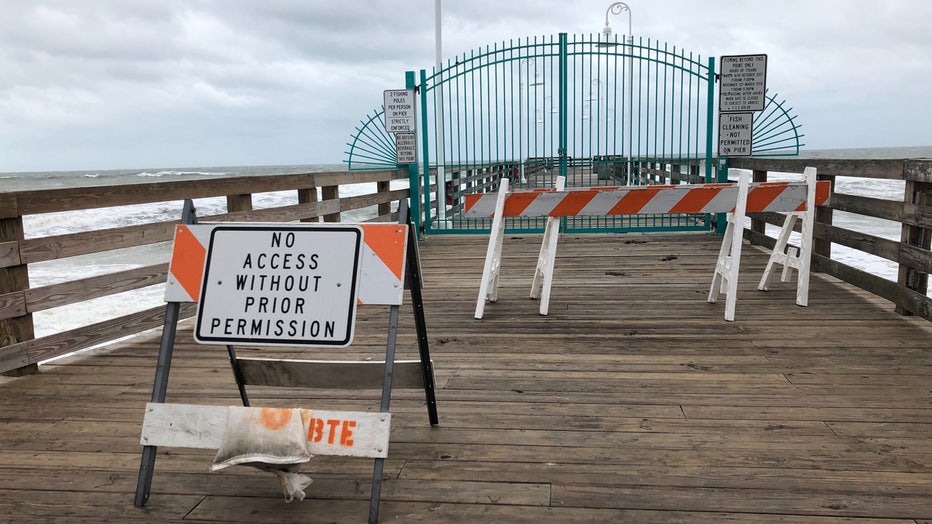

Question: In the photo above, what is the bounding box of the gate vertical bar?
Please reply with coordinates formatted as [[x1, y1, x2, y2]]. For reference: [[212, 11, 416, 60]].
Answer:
[[416, 69, 430, 233], [558, 33, 568, 180], [705, 56, 716, 182], [420, 69, 442, 233]]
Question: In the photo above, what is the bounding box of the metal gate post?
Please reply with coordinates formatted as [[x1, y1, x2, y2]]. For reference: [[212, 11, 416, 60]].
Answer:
[[705, 56, 716, 182], [417, 69, 434, 233], [558, 33, 568, 180], [412, 69, 427, 234]]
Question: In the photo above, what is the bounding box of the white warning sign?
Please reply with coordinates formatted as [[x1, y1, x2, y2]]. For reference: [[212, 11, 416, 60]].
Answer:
[[383, 89, 416, 133], [718, 112, 754, 157], [395, 132, 417, 164], [719, 54, 767, 112], [195, 225, 363, 347]]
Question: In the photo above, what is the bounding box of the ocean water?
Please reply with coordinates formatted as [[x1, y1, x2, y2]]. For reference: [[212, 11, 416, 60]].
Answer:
[[2, 147, 930, 337]]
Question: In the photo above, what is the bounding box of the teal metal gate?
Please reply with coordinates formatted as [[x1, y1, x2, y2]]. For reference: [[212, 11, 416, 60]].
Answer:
[[346, 32, 803, 234]]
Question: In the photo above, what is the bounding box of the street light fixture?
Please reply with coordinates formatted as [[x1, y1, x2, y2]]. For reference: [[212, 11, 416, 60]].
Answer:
[[600, 2, 634, 185], [602, 2, 632, 42]]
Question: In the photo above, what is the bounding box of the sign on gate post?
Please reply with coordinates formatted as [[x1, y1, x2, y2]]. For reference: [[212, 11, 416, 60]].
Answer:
[[194, 225, 363, 347], [395, 132, 417, 164], [383, 89, 416, 133], [718, 54, 767, 157], [718, 112, 753, 156], [719, 54, 767, 112]]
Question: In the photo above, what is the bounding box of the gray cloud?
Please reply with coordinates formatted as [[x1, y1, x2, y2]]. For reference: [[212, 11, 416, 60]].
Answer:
[[1, 0, 930, 172]]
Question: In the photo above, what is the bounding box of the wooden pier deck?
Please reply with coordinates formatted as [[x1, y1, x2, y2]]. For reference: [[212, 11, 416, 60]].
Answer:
[[1, 233, 930, 523]]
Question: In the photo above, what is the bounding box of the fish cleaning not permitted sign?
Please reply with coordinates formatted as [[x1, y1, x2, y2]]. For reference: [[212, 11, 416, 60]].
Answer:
[[194, 225, 363, 347]]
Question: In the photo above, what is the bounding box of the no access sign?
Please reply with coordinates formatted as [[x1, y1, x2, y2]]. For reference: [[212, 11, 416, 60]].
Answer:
[[195, 225, 363, 347]]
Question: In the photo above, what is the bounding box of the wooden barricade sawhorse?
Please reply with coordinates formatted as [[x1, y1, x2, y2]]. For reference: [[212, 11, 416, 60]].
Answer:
[[133, 199, 437, 524], [466, 168, 829, 321]]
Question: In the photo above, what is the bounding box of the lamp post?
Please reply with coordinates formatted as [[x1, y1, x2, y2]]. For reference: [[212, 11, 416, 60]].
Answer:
[[601, 2, 634, 185], [434, 0, 448, 226]]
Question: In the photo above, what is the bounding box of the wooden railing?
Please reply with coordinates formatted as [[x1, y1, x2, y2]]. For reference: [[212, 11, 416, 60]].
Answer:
[[729, 157, 931, 321], [2, 159, 929, 376], [0, 169, 410, 375]]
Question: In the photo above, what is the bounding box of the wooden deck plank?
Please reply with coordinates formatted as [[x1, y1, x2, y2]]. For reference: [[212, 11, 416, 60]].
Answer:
[[1, 232, 930, 522]]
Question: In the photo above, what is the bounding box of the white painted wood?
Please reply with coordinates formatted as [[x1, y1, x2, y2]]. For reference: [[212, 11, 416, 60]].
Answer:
[[530, 176, 566, 316], [141, 403, 390, 458], [796, 167, 817, 306], [165, 223, 408, 306], [708, 170, 750, 321], [758, 167, 817, 307], [475, 178, 510, 319]]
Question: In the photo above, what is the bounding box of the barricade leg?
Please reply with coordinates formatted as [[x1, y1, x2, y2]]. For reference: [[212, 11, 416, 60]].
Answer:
[[530, 176, 566, 315], [475, 178, 510, 319], [708, 171, 750, 321], [758, 213, 800, 288], [757, 167, 817, 306], [530, 217, 560, 315]]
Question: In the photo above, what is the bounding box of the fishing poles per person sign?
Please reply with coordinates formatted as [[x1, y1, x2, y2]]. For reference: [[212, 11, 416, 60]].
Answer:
[[194, 224, 364, 347]]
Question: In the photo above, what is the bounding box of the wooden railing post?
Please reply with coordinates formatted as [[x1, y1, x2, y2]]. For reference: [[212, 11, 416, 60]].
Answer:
[[1, 215, 37, 376], [298, 187, 320, 223], [813, 174, 835, 261], [750, 169, 768, 236], [895, 178, 931, 315], [322, 186, 341, 222], [226, 193, 253, 213], [377, 181, 391, 218], [689, 164, 700, 184]]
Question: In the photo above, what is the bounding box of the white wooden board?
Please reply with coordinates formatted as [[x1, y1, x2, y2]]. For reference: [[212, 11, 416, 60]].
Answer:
[[140, 403, 391, 459]]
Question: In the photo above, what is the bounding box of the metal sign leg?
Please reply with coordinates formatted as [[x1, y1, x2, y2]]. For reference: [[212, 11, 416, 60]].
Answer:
[[134, 199, 197, 508]]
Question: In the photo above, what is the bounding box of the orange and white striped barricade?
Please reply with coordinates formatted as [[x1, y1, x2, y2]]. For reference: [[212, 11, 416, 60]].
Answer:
[[474, 176, 567, 318], [529, 176, 567, 315], [137, 202, 437, 524], [474, 177, 510, 319], [707, 171, 751, 321], [757, 166, 819, 306], [465, 169, 830, 321]]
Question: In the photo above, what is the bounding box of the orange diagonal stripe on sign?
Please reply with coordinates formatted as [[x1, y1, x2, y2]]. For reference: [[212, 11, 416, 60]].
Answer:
[[502, 192, 541, 216], [745, 183, 788, 212], [549, 191, 598, 216], [361, 225, 406, 280], [463, 194, 481, 214], [815, 180, 830, 206], [170, 225, 207, 302], [669, 186, 724, 213], [607, 187, 663, 215]]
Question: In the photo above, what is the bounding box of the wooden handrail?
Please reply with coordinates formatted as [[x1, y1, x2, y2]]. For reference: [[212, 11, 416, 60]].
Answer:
[[0, 168, 410, 375], [2, 159, 930, 375], [730, 157, 931, 321]]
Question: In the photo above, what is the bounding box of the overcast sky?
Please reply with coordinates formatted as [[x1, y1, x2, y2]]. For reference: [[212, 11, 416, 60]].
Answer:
[[1, 0, 929, 172]]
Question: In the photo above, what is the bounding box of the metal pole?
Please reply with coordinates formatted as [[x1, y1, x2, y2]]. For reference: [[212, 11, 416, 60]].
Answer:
[[602, 2, 633, 184], [134, 199, 197, 508], [627, 33, 634, 185], [434, 0, 447, 227], [519, 62, 524, 183]]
